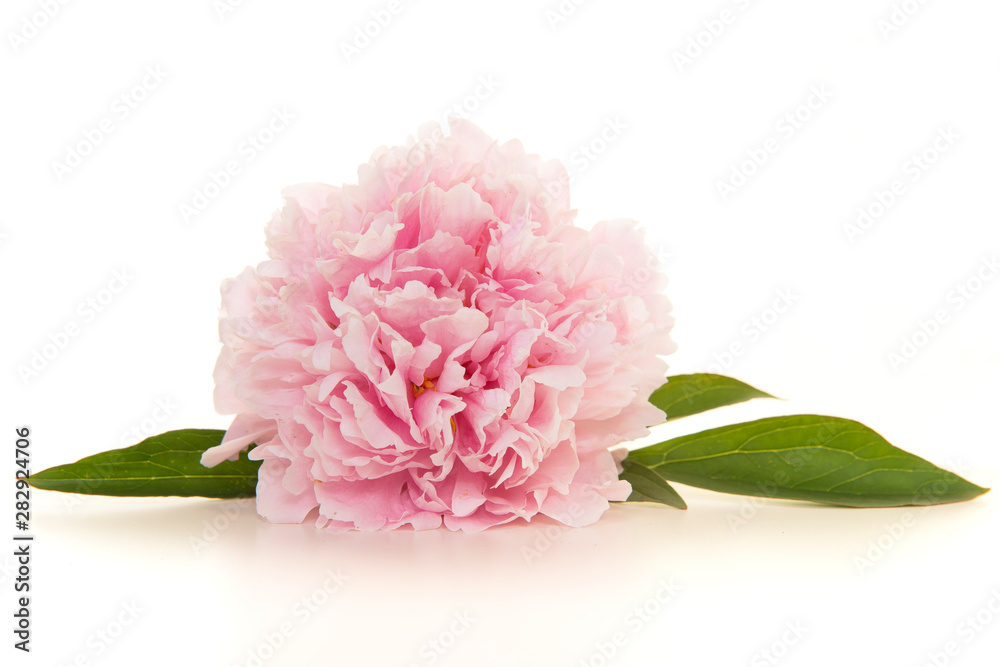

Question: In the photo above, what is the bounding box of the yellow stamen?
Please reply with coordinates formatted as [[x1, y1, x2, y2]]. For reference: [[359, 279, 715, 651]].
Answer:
[[412, 378, 435, 398]]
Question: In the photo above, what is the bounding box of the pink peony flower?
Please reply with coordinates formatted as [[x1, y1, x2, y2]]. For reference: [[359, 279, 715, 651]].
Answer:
[[201, 119, 676, 531]]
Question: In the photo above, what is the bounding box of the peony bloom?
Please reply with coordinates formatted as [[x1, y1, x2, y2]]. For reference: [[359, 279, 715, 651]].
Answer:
[[202, 119, 676, 531]]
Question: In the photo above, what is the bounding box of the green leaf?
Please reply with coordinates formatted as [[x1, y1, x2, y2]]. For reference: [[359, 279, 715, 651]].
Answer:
[[27, 429, 260, 498], [628, 415, 989, 507], [649, 373, 776, 422], [620, 458, 687, 509]]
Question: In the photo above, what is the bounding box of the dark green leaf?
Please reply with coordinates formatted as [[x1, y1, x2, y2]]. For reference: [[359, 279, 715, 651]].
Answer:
[[620, 458, 687, 509], [649, 373, 775, 422], [27, 429, 260, 498], [628, 415, 989, 507]]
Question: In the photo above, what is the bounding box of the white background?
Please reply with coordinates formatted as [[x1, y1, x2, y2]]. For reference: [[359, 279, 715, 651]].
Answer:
[[3, 1, 999, 665]]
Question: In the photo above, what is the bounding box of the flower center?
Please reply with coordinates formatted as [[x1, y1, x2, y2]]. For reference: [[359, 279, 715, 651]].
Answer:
[[412, 378, 458, 434], [412, 378, 435, 398]]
